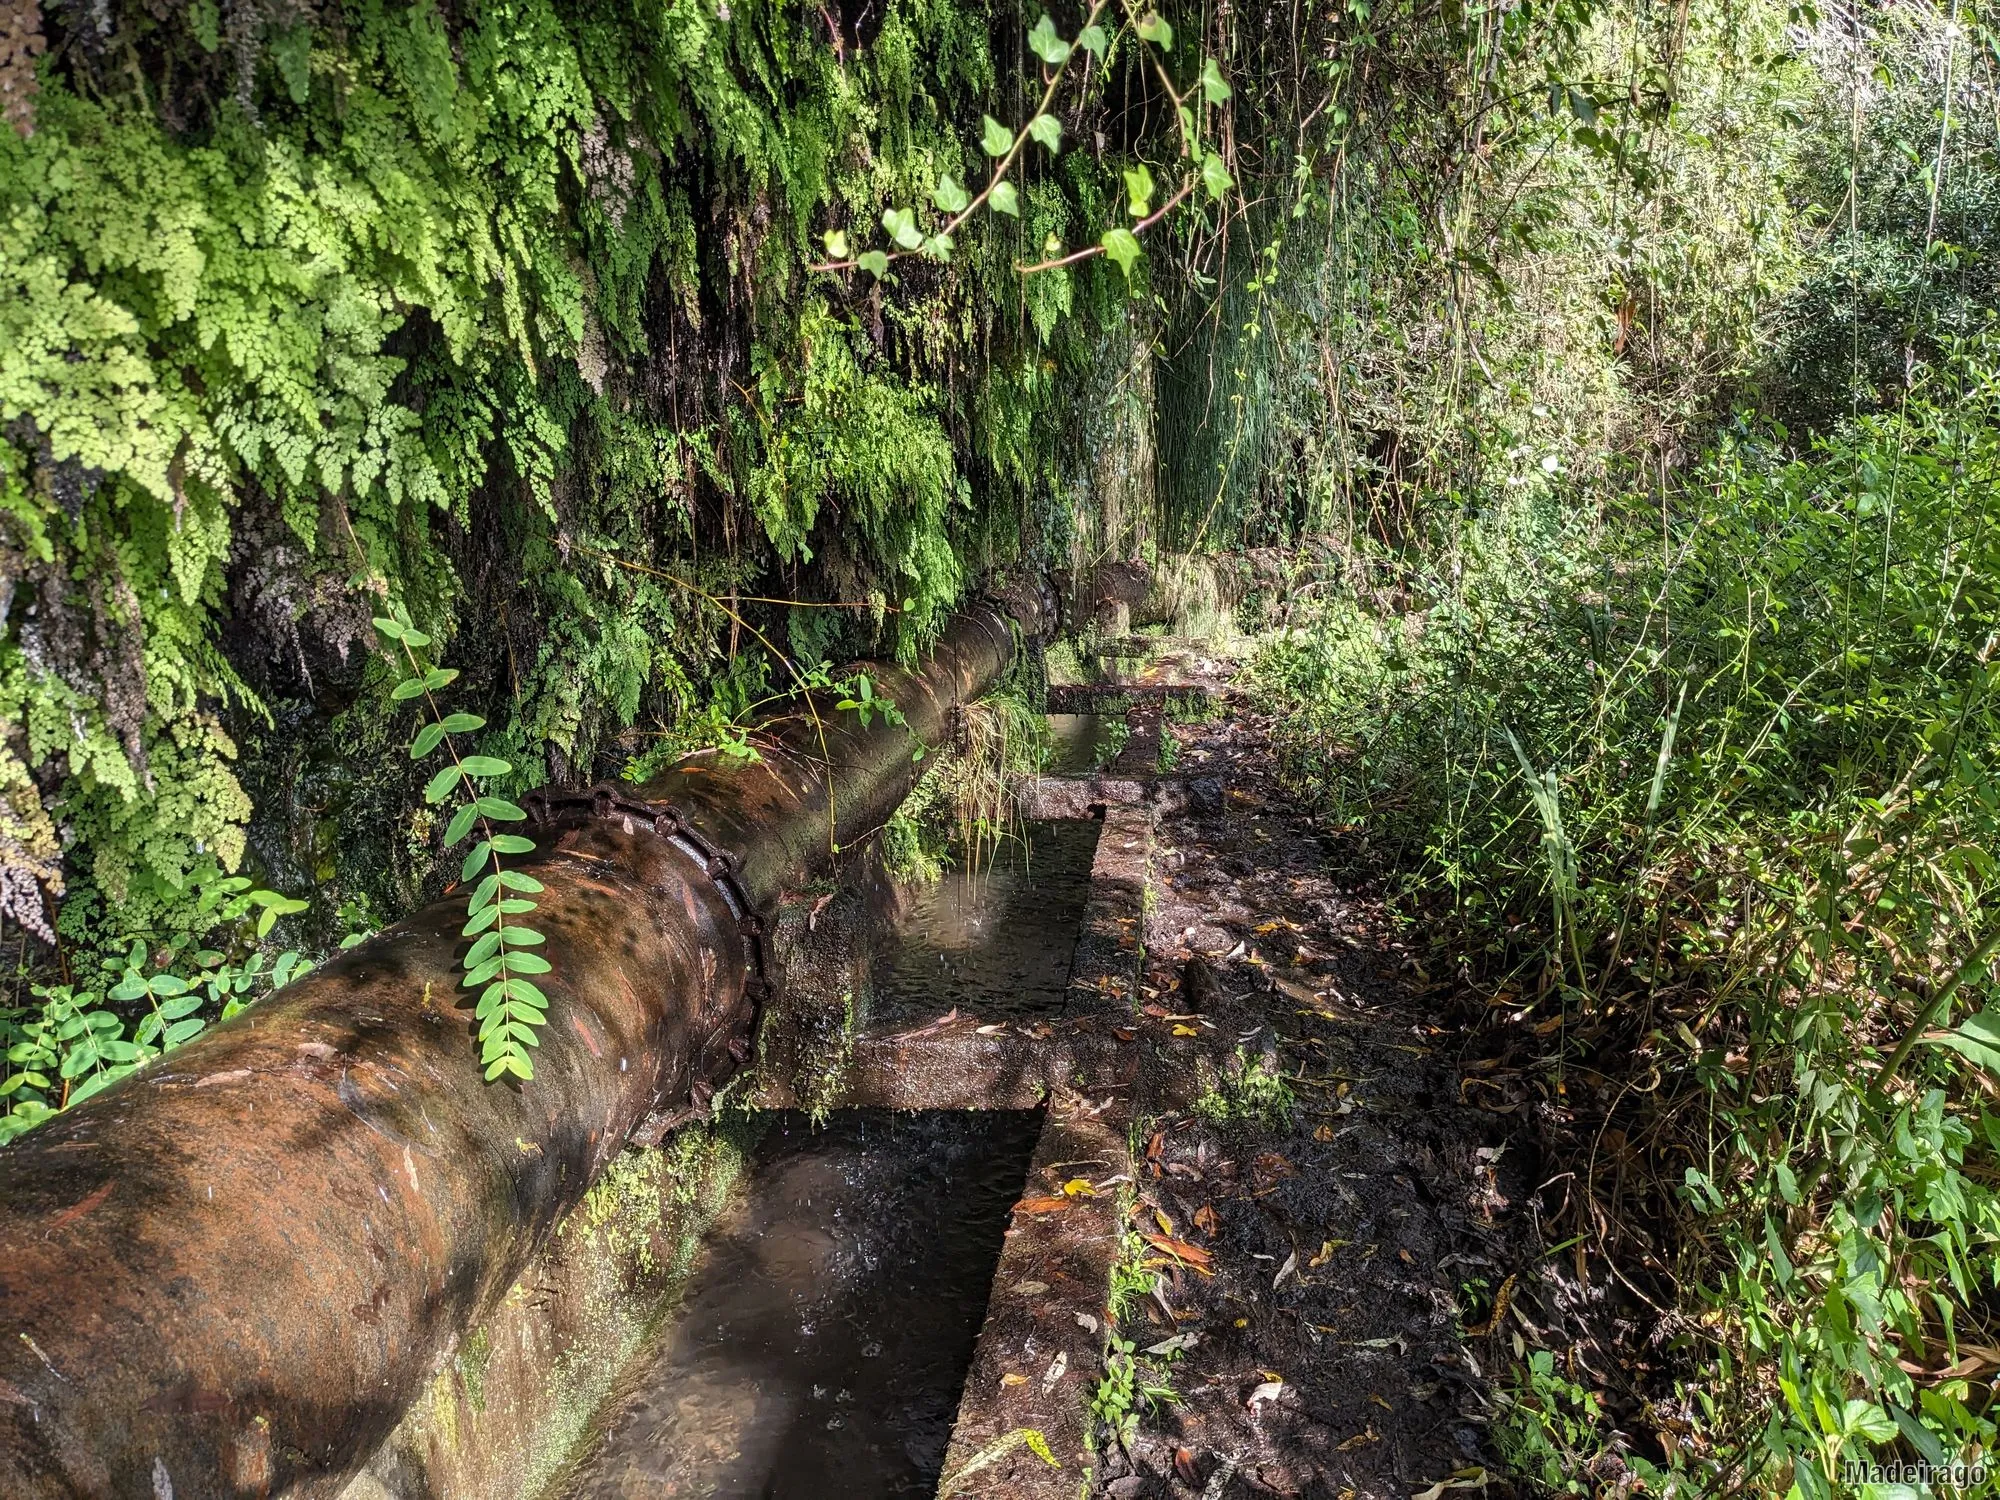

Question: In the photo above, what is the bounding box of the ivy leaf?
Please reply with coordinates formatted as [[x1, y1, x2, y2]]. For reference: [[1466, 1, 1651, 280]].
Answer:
[[1078, 24, 1108, 57], [933, 174, 971, 215], [424, 764, 464, 804], [1027, 114, 1063, 153], [460, 754, 512, 778], [858, 250, 891, 278], [1202, 151, 1234, 200], [1027, 13, 1070, 65], [1135, 12, 1174, 48], [1201, 57, 1233, 103], [882, 207, 925, 250], [822, 227, 850, 260], [1101, 226, 1143, 277], [921, 232, 955, 261], [989, 179, 1021, 217], [1124, 164, 1156, 219], [411, 722, 447, 759], [981, 115, 1013, 156]]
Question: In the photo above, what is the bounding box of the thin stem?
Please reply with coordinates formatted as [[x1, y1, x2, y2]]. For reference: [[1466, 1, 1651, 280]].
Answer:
[[808, 0, 1112, 275]]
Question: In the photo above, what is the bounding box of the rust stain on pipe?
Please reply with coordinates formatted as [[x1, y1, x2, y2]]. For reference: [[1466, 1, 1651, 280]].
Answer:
[[0, 600, 1033, 1499]]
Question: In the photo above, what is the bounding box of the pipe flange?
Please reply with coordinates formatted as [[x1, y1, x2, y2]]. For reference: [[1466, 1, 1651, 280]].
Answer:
[[521, 783, 774, 1036]]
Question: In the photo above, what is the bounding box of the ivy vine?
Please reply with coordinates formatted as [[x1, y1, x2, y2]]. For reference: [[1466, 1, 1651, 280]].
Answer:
[[812, 4, 1235, 285]]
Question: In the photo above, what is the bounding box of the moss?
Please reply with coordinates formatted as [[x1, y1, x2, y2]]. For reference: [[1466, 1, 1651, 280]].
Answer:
[[455, 1326, 492, 1414], [3, 0, 1143, 987]]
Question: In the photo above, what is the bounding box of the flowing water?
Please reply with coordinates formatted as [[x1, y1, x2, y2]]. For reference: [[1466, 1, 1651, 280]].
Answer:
[[1042, 712, 1125, 773], [558, 1111, 1040, 1499], [868, 817, 1100, 1028]]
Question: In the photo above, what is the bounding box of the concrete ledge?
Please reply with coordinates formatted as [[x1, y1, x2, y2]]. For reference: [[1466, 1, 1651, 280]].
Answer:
[[938, 802, 1155, 1498]]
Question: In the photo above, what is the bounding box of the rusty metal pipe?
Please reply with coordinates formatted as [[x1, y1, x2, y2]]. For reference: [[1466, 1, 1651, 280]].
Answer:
[[0, 598, 1032, 1500]]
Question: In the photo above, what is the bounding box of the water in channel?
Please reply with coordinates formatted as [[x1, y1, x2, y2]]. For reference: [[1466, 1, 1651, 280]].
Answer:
[[560, 812, 1103, 1497], [869, 817, 1101, 1028], [559, 1110, 1040, 1499]]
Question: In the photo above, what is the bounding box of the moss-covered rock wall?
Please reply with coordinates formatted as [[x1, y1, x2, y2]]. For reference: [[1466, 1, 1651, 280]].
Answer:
[[0, 0, 1142, 973]]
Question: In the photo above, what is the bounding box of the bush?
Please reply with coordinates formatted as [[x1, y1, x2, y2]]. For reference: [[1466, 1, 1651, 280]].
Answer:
[[1257, 334, 2000, 1490]]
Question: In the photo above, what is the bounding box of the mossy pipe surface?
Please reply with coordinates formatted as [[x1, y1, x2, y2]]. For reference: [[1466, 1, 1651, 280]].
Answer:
[[0, 597, 1032, 1500]]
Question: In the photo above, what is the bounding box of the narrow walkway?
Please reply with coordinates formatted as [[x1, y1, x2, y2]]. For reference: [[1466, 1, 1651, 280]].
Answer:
[[1100, 698, 1532, 1500]]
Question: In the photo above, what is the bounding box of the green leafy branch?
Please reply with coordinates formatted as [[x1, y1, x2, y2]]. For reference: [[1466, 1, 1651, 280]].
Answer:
[[810, 4, 1235, 286], [373, 608, 549, 1084], [2, 879, 312, 1142]]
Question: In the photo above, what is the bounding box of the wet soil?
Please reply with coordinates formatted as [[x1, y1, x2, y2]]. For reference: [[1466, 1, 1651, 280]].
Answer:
[[562, 1111, 1040, 1500], [1100, 702, 1539, 1500]]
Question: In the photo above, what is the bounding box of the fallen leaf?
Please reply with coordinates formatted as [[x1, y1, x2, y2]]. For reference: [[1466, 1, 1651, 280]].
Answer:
[[1369, 1393, 1392, 1410], [1337, 1427, 1379, 1451], [1017, 1195, 1070, 1215], [1464, 1274, 1517, 1338], [1270, 975, 1322, 1007], [1314, 1124, 1335, 1142], [1171, 1024, 1199, 1037], [1075, 1313, 1099, 1334], [1272, 1250, 1299, 1289], [1061, 1178, 1096, 1197], [1042, 1350, 1068, 1392], [1153, 1206, 1175, 1235], [1310, 1239, 1345, 1268], [1192, 1204, 1218, 1235], [1000, 1372, 1028, 1387], [1246, 1380, 1285, 1408], [1144, 1332, 1200, 1356], [1174, 1448, 1199, 1484], [1015, 1281, 1050, 1295], [1412, 1468, 1490, 1500], [1140, 1232, 1215, 1273]]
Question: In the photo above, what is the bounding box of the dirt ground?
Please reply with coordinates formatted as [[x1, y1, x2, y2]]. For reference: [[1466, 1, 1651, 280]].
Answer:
[[1092, 697, 1549, 1500]]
